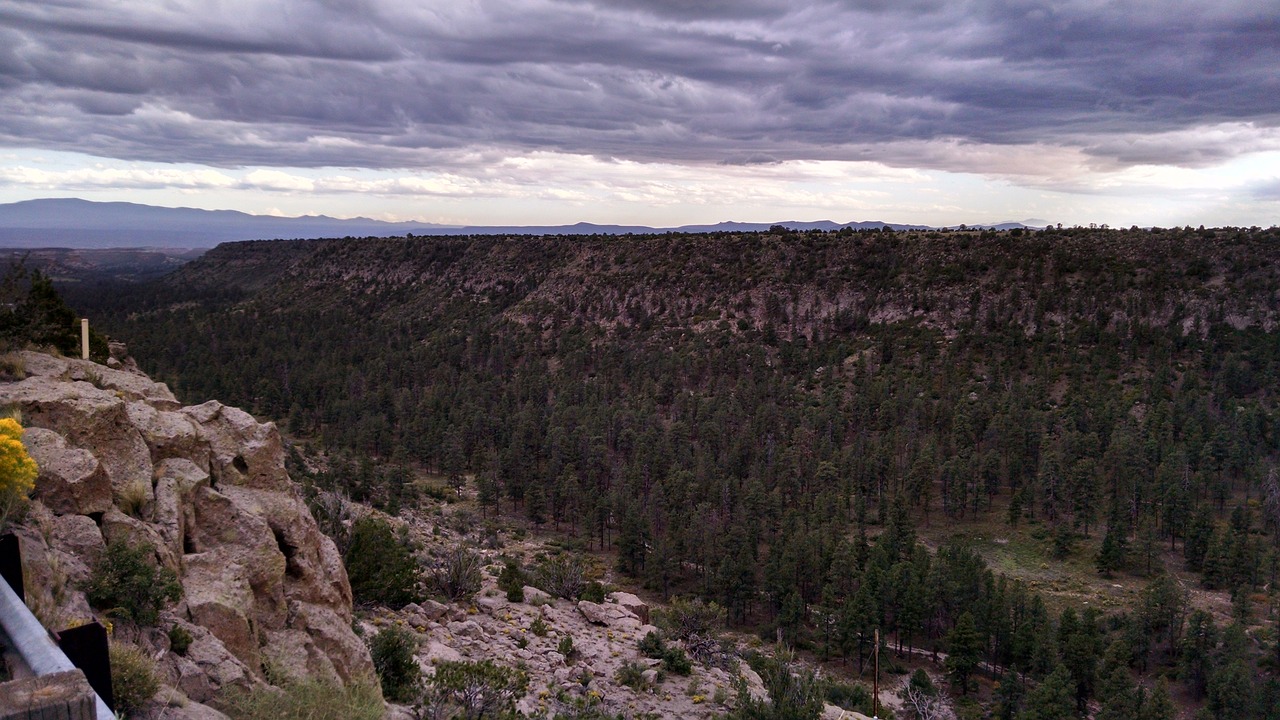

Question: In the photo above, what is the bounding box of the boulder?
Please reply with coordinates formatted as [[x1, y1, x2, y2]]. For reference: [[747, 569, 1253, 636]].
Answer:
[[8, 507, 94, 625], [475, 595, 508, 614], [182, 401, 288, 491], [577, 600, 640, 628], [10, 350, 71, 379], [20, 427, 112, 515], [153, 458, 210, 563], [285, 601, 375, 682], [522, 585, 553, 604], [740, 662, 767, 702], [446, 620, 486, 639], [261, 627, 337, 683], [127, 401, 209, 467], [61, 355, 181, 409], [101, 507, 181, 574], [164, 621, 254, 703], [823, 703, 874, 719], [424, 640, 464, 664], [186, 486, 288, 622], [215, 486, 351, 609], [607, 592, 650, 624], [0, 375, 154, 503], [153, 688, 232, 720], [5, 350, 375, 699], [418, 599, 451, 621], [182, 549, 263, 672], [50, 513, 105, 575]]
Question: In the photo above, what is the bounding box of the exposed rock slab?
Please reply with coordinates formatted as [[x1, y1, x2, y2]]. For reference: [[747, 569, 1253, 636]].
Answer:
[[1, 350, 374, 710], [20, 427, 112, 515]]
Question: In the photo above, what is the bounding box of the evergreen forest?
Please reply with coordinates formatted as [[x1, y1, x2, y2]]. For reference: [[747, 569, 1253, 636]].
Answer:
[[60, 225, 1280, 718]]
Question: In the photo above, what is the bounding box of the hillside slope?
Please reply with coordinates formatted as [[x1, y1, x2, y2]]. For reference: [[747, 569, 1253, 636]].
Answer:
[[66, 226, 1280, 717]]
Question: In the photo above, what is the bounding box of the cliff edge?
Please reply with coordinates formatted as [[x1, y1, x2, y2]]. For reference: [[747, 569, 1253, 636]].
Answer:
[[0, 349, 374, 716]]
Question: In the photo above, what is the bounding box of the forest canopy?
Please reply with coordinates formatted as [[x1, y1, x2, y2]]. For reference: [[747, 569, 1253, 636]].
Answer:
[[60, 225, 1280, 717]]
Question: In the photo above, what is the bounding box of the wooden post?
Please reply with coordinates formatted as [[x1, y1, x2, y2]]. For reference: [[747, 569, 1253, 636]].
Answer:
[[80, 318, 88, 360]]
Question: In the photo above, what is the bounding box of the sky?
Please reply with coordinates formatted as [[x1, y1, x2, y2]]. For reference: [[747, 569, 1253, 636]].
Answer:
[[1, 0, 1278, 228]]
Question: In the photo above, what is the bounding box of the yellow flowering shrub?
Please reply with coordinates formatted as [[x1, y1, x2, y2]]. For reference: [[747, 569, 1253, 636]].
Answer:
[[0, 417, 38, 530]]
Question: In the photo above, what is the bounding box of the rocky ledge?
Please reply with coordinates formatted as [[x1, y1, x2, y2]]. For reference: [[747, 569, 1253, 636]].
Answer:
[[1, 350, 374, 718]]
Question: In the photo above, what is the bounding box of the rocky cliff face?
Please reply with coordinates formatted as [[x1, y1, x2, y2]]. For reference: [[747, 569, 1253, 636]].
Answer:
[[1, 349, 374, 712]]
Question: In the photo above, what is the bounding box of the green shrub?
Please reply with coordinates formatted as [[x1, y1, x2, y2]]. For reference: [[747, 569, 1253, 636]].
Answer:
[[653, 597, 725, 641], [167, 624, 192, 656], [110, 642, 159, 717], [661, 646, 692, 676], [557, 634, 575, 660], [534, 555, 586, 600], [370, 625, 420, 703], [615, 661, 648, 690], [824, 679, 871, 712], [429, 546, 483, 602], [727, 652, 824, 720], [580, 581, 606, 603], [0, 266, 107, 360], [530, 616, 549, 637], [416, 660, 528, 719], [498, 560, 526, 602], [217, 677, 383, 720], [639, 630, 665, 658], [84, 539, 180, 626], [345, 517, 419, 608], [550, 692, 628, 719]]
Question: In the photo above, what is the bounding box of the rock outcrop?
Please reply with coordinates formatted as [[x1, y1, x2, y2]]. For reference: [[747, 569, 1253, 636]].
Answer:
[[2, 350, 374, 711]]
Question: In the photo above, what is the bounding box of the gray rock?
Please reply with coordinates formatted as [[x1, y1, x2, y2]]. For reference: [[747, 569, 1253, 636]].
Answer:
[[3, 351, 376, 700], [475, 595, 507, 614], [608, 592, 650, 624], [182, 401, 287, 491], [21, 427, 112, 515], [419, 599, 451, 621], [522, 585, 554, 604], [577, 600, 640, 628], [446, 620, 486, 639]]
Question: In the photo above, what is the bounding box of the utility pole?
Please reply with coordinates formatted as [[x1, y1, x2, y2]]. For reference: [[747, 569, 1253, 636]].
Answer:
[[80, 318, 89, 360], [873, 628, 879, 719]]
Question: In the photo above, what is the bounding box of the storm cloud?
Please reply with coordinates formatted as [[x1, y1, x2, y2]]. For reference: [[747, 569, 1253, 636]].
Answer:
[[1, 0, 1277, 174]]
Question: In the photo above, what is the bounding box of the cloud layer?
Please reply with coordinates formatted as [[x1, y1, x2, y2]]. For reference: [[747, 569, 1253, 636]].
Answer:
[[2, 0, 1277, 176]]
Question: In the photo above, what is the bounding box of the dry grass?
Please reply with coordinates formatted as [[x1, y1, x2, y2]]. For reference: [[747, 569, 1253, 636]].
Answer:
[[117, 480, 150, 519]]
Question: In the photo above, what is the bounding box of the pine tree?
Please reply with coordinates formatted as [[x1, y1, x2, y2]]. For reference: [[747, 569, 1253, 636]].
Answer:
[[1020, 664, 1076, 720], [1178, 609, 1218, 698], [1095, 667, 1139, 720], [945, 611, 983, 695], [1137, 679, 1176, 720], [1096, 522, 1127, 577], [1058, 608, 1101, 712]]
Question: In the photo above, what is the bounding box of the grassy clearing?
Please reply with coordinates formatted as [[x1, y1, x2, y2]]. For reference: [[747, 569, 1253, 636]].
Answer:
[[918, 507, 1145, 615]]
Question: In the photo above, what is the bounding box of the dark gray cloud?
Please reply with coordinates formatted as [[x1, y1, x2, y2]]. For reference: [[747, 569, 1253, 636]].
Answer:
[[0, 0, 1276, 172]]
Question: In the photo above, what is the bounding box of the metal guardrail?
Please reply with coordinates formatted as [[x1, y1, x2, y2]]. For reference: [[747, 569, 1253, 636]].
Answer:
[[0, 534, 114, 720]]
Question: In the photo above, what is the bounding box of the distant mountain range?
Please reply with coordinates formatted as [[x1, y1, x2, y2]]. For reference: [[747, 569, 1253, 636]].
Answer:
[[0, 198, 1040, 249]]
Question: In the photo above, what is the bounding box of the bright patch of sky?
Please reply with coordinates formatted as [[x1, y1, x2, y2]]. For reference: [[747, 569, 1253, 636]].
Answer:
[[1, 148, 1275, 229]]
